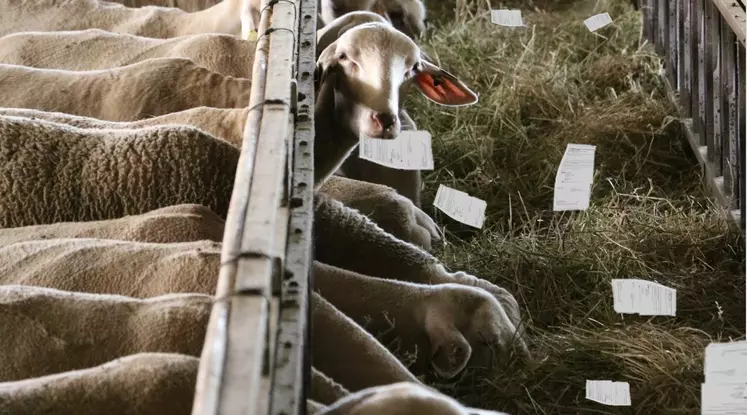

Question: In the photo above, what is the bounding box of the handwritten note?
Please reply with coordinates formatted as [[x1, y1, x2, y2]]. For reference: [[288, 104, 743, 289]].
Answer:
[[433, 185, 486, 229], [490, 10, 525, 27], [585, 380, 631, 406], [611, 279, 677, 316], [553, 144, 596, 211], [584, 13, 613, 32], [359, 130, 434, 170]]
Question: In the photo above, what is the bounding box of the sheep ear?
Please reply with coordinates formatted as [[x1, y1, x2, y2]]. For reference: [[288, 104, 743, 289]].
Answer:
[[424, 316, 472, 379], [315, 41, 339, 88], [413, 60, 478, 107]]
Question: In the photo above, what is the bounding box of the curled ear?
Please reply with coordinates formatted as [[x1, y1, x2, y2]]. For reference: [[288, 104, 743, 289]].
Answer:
[[315, 40, 339, 89], [424, 314, 472, 379], [413, 60, 478, 106]]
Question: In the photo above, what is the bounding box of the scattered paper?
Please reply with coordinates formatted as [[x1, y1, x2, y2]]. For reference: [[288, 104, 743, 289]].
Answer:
[[584, 13, 613, 32], [359, 130, 434, 170], [553, 144, 596, 211], [701, 382, 747, 414], [611, 279, 677, 316], [701, 341, 747, 413], [433, 185, 486, 229], [490, 10, 524, 27], [585, 380, 631, 406], [704, 341, 747, 384]]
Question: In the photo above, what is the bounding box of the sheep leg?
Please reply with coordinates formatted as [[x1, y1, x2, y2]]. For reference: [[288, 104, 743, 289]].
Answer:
[[311, 291, 420, 393], [314, 194, 524, 338], [314, 262, 528, 379], [318, 176, 439, 250]]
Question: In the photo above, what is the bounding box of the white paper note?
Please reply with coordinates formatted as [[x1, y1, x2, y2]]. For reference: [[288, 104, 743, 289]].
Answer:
[[553, 144, 596, 211], [433, 185, 486, 229], [704, 341, 747, 383], [585, 380, 631, 406], [359, 131, 434, 170], [490, 10, 524, 27], [701, 382, 747, 414], [584, 13, 613, 32], [611, 279, 677, 316]]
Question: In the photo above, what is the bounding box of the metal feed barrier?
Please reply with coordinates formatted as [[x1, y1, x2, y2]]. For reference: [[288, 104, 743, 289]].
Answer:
[[639, 0, 747, 230], [190, 0, 317, 413]]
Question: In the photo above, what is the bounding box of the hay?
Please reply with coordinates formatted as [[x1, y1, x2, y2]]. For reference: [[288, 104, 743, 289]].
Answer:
[[406, 0, 745, 412]]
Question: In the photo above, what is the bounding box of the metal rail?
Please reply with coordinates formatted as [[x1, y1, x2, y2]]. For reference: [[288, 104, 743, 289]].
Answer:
[[191, 0, 315, 413], [640, 0, 746, 229]]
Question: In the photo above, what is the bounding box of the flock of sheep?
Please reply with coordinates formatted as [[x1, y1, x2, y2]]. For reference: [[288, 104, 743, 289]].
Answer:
[[0, 0, 529, 413]]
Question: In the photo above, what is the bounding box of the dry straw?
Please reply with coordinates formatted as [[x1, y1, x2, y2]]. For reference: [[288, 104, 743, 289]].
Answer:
[[391, 0, 746, 412]]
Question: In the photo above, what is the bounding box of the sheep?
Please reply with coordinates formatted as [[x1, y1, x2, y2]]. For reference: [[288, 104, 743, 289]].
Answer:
[[0, 236, 522, 380], [0, 116, 524, 354], [0, 114, 436, 249], [0, 281, 415, 399], [374, 0, 427, 40], [316, 12, 426, 206], [0, 59, 251, 122], [0, 29, 255, 78], [0, 107, 249, 148], [0, 285, 212, 382], [319, 382, 511, 415], [0, 117, 238, 228], [313, 262, 526, 379], [0, 204, 225, 246], [0, 353, 200, 415], [0, 0, 251, 39], [312, 21, 478, 188], [318, 176, 439, 250], [106, 0, 221, 12]]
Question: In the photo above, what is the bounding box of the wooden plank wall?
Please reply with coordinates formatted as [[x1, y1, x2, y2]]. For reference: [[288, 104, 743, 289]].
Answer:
[[641, 0, 746, 229]]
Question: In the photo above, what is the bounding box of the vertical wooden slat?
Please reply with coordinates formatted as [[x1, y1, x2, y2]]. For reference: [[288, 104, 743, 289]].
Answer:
[[658, 0, 668, 55], [646, 0, 656, 42], [692, 0, 702, 132], [738, 44, 746, 229], [698, 0, 709, 146], [722, 27, 736, 204], [668, 0, 678, 88], [681, 0, 692, 114], [711, 9, 722, 172]]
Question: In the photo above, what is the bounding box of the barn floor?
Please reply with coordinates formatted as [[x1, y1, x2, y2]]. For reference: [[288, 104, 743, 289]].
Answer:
[[403, 0, 745, 413]]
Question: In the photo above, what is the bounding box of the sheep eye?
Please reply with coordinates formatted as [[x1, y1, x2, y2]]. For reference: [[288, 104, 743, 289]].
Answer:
[[389, 11, 403, 20], [338, 53, 347, 60]]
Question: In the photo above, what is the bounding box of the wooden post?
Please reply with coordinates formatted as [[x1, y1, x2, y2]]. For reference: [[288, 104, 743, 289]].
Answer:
[[738, 44, 745, 229], [692, 0, 702, 132], [668, 0, 679, 88], [681, 0, 692, 114], [722, 28, 736, 206], [710, 7, 722, 171]]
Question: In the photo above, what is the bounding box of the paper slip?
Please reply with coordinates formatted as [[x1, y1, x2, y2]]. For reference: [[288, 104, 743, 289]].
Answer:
[[611, 279, 677, 316], [490, 10, 524, 27], [585, 380, 631, 406], [553, 144, 596, 211], [584, 13, 613, 32], [701, 382, 747, 414], [704, 341, 747, 383], [433, 185, 487, 229], [359, 130, 434, 170]]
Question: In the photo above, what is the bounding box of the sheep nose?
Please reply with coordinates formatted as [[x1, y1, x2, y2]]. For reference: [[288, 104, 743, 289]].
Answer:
[[372, 112, 397, 130]]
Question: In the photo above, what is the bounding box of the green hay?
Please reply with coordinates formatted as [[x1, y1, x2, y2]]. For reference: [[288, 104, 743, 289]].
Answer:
[[404, 0, 745, 413]]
